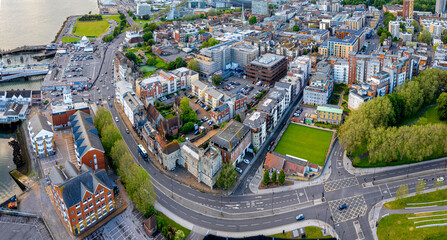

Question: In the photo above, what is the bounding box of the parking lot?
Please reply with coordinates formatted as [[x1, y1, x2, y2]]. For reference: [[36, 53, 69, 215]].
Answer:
[[216, 76, 266, 106], [53, 47, 102, 83]]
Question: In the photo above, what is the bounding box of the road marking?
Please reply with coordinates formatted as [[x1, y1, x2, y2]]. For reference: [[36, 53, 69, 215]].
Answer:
[[274, 219, 282, 222], [386, 184, 392, 197], [296, 191, 300, 203], [216, 223, 224, 226], [304, 188, 309, 202], [377, 185, 383, 195]]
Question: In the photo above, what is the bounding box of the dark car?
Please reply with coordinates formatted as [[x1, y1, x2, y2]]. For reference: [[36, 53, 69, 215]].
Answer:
[[338, 203, 347, 210]]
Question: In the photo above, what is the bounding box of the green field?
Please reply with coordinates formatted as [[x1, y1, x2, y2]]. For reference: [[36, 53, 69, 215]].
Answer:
[[377, 211, 447, 240], [268, 227, 333, 239], [61, 37, 80, 43], [103, 15, 122, 23], [135, 18, 155, 23], [140, 65, 157, 72], [414, 105, 446, 126], [274, 124, 333, 166], [385, 188, 447, 209], [72, 19, 110, 37]]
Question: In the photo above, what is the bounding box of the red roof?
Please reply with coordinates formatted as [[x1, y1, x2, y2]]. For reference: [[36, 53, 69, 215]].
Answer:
[[283, 161, 306, 175], [264, 152, 284, 171]]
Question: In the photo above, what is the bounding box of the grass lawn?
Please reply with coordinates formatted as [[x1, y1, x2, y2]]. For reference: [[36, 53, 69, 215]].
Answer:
[[157, 212, 191, 237], [385, 188, 447, 209], [414, 105, 446, 126], [103, 14, 122, 23], [334, 83, 348, 95], [155, 57, 168, 69], [274, 124, 333, 166], [61, 36, 80, 43], [343, 94, 349, 101], [135, 17, 155, 23], [72, 19, 110, 37], [268, 227, 332, 239], [377, 211, 447, 240], [140, 65, 157, 72]]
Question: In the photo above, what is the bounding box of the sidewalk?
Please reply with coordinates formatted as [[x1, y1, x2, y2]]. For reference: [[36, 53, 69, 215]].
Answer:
[[155, 202, 339, 239], [369, 184, 447, 240], [343, 151, 447, 176]]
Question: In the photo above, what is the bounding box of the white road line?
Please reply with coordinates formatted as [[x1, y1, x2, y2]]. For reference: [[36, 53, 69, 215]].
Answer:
[[304, 188, 309, 202], [296, 191, 300, 203], [274, 219, 282, 222], [378, 185, 383, 195], [386, 184, 392, 196]]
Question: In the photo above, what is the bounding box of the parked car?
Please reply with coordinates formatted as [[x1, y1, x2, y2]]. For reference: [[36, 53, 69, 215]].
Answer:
[[243, 159, 250, 164], [194, 130, 200, 135], [296, 214, 305, 221], [126, 129, 130, 134], [338, 203, 347, 210], [115, 117, 119, 122], [235, 167, 243, 174]]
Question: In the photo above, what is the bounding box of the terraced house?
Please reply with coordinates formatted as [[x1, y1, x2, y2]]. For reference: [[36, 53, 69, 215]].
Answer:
[[49, 162, 115, 235], [69, 111, 105, 170]]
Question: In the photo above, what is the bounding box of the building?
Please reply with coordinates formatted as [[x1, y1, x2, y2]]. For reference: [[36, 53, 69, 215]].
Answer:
[[429, 22, 444, 37], [344, 16, 364, 30], [316, 104, 343, 125], [69, 111, 105, 170], [210, 120, 251, 165], [196, 40, 238, 77], [204, 88, 224, 109], [143, 215, 158, 236], [48, 162, 115, 235], [243, 111, 267, 150], [124, 31, 144, 47], [319, 36, 359, 58], [252, 0, 269, 16], [0, 102, 28, 124], [51, 102, 90, 130], [122, 91, 144, 127], [264, 152, 321, 177], [29, 114, 55, 158], [246, 54, 288, 84], [436, 0, 447, 17], [303, 62, 333, 106], [333, 59, 349, 84], [348, 84, 374, 109], [389, 21, 400, 39], [383, 4, 403, 17], [401, 32, 412, 42], [230, 43, 259, 68], [210, 103, 230, 125], [0, 90, 41, 108], [403, 0, 414, 18], [191, 80, 208, 101], [186, 0, 206, 8], [136, 3, 152, 16]]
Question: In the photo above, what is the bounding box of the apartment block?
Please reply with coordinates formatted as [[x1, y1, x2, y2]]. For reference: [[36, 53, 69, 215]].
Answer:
[[29, 114, 55, 158], [303, 62, 333, 106], [319, 36, 359, 58], [243, 111, 267, 150]]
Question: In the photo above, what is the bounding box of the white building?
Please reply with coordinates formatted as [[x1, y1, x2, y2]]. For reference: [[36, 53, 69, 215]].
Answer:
[[389, 21, 400, 39], [116, 81, 133, 105], [122, 92, 144, 126], [252, 0, 269, 16], [401, 32, 412, 42], [243, 111, 267, 150], [29, 114, 55, 158], [333, 59, 349, 84], [136, 3, 152, 16]]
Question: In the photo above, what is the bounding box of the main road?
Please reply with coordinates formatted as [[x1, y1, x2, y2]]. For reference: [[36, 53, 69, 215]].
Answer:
[[87, 28, 447, 239]]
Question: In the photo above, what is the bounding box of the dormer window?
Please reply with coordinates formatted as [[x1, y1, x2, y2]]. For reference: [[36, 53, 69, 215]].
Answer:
[[88, 196, 92, 202]]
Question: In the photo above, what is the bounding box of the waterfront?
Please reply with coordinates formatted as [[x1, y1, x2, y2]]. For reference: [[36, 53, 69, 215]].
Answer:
[[0, 0, 98, 50], [0, 131, 23, 203]]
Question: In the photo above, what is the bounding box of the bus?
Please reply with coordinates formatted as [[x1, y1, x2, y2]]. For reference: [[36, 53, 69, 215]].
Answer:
[[138, 144, 148, 160]]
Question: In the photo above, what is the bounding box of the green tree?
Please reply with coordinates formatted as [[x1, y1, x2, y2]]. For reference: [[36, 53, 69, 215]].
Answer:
[[411, 20, 420, 32], [437, 92, 447, 120], [211, 74, 223, 85], [208, 8, 217, 16], [263, 170, 270, 185], [94, 107, 113, 134], [303, 50, 308, 55], [147, 23, 158, 32], [180, 122, 195, 133], [187, 59, 199, 72], [396, 185, 409, 202], [379, 32, 388, 45], [415, 179, 426, 195], [142, 32, 153, 42], [235, 114, 242, 122], [179, 97, 197, 123], [101, 124, 123, 154], [125, 52, 138, 63], [433, 180, 445, 190], [216, 163, 237, 190], [175, 230, 185, 240], [110, 139, 128, 168], [146, 55, 157, 66], [249, 16, 257, 25], [293, 25, 300, 32], [174, 57, 187, 69], [278, 169, 285, 185], [271, 170, 277, 183], [417, 30, 432, 44], [198, 29, 206, 34]]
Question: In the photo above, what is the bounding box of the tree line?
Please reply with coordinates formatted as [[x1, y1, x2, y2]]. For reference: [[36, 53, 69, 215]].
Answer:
[[94, 108, 156, 216], [339, 68, 447, 165], [79, 14, 103, 21]]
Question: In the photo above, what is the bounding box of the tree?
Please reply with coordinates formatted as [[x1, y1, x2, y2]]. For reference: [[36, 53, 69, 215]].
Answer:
[[180, 122, 195, 133], [187, 59, 199, 72], [417, 30, 432, 44], [437, 92, 447, 120], [216, 163, 237, 190], [146, 23, 158, 32], [125, 52, 138, 63], [235, 114, 242, 122], [411, 20, 420, 32], [208, 8, 217, 16], [94, 107, 113, 134], [101, 124, 123, 154], [278, 169, 285, 185], [175, 230, 185, 240], [211, 74, 223, 85], [293, 25, 300, 32], [110, 139, 128, 169], [179, 97, 197, 123], [174, 57, 187, 69], [142, 32, 153, 42], [415, 179, 426, 195], [302, 50, 308, 55], [198, 29, 206, 34], [433, 180, 445, 190], [263, 170, 270, 185], [379, 32, 388, 45], [249, 16, 257, 25], [271, 170, 277, 183], [146, 55, 157, 66], [395, 185, 409, 202], [201, 38, 219, 48]]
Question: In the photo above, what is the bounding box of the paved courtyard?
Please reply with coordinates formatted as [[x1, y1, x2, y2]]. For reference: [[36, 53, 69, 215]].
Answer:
[[39, 129, 77, 176], [0, 214, 52, 240]]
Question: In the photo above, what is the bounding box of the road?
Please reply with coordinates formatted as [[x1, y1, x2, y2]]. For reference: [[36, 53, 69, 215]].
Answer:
[[69, 15, 447, 239]]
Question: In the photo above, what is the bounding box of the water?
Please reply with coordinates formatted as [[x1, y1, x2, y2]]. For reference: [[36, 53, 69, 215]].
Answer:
[[0, 0, 98, 50], [0, 131, 23, 203]]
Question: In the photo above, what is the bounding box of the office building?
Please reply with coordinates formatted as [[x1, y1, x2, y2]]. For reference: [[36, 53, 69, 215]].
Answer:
[[252, 0, 269, 16], [246, 54, 288, 84], [436, 0, 446, 17]]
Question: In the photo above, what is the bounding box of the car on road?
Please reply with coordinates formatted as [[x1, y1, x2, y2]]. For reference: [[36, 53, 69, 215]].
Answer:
[[108, 96, 111, 101], [115, 117, 119, 122], [243, 159, 250, 164], [235, 167, 242, 174], [437, 177, 445, 182], [296, 214, 304, 221], [338, 203, 347, 210], [126, 129, 130, 134]]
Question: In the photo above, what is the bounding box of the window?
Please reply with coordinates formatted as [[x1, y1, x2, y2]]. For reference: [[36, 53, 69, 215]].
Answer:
[[95, 191, 99, 197], [103, 209, 107, 215], [71, 211, 74, 215], [100, 189, 104, 194], [101, 196, 105, 202], [76, 204, 80, 209], [87, 220, 91, 226], [86, 213, 90, 218], [92, 216, 96, 223], [72, 218, 75, 222], [77, 210, 81, 216], [84, 206, 88, 212], [109, 205, 113, 211], [97, 206, 101, 211], [108, 199, 112, 204], [89, 203, 93, 209], [83, 199, 87, 205], [88, 196, 92, 202], [78, 218, 83, 223], [98, 212, 102, 218], [102, 203, 106, 209], [96, 199, 100, 204], [80, 225, 85, 231], [107, 192, 111, 197]]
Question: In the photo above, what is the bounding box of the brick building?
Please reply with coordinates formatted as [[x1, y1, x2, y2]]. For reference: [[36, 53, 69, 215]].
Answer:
[[246, 54, 288, 84]]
